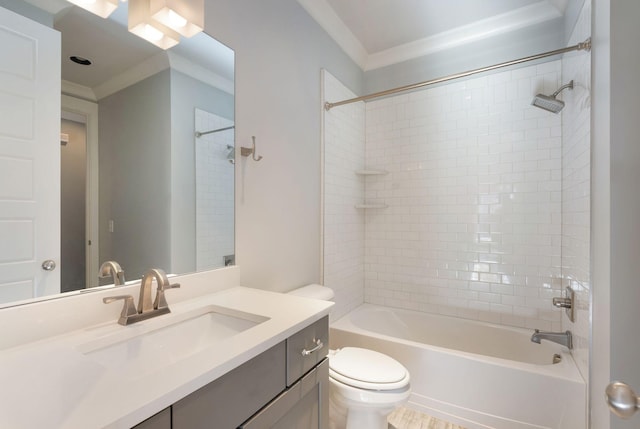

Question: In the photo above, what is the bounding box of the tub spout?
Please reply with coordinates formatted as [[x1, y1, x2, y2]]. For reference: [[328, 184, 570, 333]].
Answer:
[[531, 329, 573, 349]]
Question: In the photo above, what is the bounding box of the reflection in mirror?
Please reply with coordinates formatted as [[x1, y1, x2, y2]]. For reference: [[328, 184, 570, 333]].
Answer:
[[0, 1, 234, 307]]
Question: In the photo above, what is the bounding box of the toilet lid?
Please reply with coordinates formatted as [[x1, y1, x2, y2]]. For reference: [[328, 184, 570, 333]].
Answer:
[[329, 347, 409, 390]]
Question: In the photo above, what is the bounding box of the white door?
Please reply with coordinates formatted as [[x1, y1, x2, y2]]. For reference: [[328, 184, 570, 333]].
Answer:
[[607, 1, 640, 428], [61, 96, 99, 289], [0, 6, 61, 302]]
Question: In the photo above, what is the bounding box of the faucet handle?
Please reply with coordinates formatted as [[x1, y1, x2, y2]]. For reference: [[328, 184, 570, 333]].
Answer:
[[553, 286, 576, 322], [103, 295, 137, 325], [552, 297, 572, 308], [154, 282, 180, 310]]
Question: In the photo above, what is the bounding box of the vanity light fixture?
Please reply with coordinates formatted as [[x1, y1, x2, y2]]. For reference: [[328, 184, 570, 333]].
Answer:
[[149, 0, 203, 38], [128, 0, 180, 50], [67, 0, 119, 18]]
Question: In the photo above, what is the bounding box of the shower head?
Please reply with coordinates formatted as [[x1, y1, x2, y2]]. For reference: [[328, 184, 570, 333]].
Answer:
[[531, 94, 566, 113], [531, 80, 574, 114]]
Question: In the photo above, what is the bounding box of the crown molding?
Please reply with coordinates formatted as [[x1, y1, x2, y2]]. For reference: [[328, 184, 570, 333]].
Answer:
[[167, 52, 234, 95], [295, 0, 368, 69], [61, 80, 97, 102], [547, 0, 570, 14], [92, 52, 170, 100], [90, 50, 233, 101], [365, 2, 562, 71], [297, 0, 563, 72]]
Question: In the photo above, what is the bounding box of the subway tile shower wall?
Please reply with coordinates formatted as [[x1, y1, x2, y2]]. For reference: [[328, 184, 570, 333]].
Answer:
[[363, 61, 564, 330], [195, 109, 235, 271], [323, 71, 367, 322]]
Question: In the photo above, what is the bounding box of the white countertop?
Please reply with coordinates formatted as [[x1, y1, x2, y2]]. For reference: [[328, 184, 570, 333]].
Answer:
[[0, 287, 333, 429]]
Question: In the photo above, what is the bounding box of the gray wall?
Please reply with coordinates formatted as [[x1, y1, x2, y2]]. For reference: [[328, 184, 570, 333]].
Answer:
[[169, 69, 234, 275], [564, 0, 587, 42], [202, 0, 363, 291], [99, 70, 172, 280], [0, 0, 52, 26], [609, 2, 640, 428]]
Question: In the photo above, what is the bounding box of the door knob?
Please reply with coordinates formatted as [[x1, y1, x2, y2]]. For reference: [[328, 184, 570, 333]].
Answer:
[[41, 260, 56, 271], [606, 381, 640, 419]]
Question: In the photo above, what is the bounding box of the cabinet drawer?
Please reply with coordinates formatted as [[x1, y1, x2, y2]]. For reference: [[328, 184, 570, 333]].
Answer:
[[286, 316, 328, 386], [172, 341, 286, 429], [240, 358, 329, 429]]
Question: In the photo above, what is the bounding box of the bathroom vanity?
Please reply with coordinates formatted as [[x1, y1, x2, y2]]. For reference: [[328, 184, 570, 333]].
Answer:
[[137, 317, 329, 429], [0, 270, 332, 429]]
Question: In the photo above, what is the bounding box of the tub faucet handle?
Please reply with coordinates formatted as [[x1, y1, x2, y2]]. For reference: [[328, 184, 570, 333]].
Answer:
[[552, 286, 575, 322], [552, 297, 572, 308]]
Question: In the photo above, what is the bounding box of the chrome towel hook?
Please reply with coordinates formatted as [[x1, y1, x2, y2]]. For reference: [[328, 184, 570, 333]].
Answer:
[[241, 136, 263, 161]]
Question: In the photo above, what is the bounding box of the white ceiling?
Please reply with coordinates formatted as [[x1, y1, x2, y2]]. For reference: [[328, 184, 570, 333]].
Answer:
[[19, 0, 571, 89], [296, 0, 570, 70], [20, 0, 234, 99]]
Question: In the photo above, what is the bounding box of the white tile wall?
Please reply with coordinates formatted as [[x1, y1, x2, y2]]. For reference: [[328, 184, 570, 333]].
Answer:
[[562, 0, 591, 385], [363, 62, 564, 330], [322, 70, 366, 321], [195, 109, 235, 271], [324, 41, 591, 343]]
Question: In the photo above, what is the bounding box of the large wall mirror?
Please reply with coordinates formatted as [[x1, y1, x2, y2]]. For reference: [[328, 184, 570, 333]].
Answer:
[[0, 0, 235, 307]]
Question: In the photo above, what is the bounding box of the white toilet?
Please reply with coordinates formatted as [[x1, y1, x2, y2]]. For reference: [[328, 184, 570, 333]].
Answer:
[[288, 285, 411, 429]]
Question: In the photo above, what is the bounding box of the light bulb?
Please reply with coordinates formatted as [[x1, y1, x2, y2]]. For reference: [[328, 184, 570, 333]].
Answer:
[[143, 24, 164, 41], [68, 0, 118, 18], [167, 9, 187, 28], [150, 1, 203, 37]]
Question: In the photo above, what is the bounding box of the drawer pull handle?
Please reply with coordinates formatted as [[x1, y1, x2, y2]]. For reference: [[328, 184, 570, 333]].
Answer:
[[301, 339, 323, 356]]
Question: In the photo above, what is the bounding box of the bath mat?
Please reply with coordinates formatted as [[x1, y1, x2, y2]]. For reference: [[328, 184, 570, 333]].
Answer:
[[388, 406, 466, 429]]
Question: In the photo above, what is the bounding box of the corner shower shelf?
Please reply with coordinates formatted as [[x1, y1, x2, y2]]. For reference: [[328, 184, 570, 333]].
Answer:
[[355, 169, 388, 176], [354, 203, 388, 209]]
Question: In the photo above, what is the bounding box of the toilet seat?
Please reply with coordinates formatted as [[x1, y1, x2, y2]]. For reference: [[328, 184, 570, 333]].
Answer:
[[329, 347, 410, 391]]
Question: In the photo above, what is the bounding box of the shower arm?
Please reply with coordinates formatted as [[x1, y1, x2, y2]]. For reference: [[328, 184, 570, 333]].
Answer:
[[550, 81, 574, 97]]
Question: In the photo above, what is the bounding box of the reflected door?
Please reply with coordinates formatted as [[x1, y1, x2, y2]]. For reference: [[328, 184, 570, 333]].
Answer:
[[0, 6, 61, 301], [60, 119, 86, 293]]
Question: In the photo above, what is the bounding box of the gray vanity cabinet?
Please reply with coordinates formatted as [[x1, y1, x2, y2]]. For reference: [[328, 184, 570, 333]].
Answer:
[[172, 341, 287, 428], [286, 316, 329, 386], [239, 358, 328, 429], [167, 316, 329, 429]]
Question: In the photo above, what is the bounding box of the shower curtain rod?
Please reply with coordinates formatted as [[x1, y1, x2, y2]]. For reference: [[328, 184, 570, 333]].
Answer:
[[324, 38, 591, 111], [195, 125, 235, 138]]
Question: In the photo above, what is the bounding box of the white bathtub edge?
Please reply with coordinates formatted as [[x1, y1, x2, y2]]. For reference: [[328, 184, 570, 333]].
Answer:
[[330, 304, 587, 429], [408, 393, 551, 429]]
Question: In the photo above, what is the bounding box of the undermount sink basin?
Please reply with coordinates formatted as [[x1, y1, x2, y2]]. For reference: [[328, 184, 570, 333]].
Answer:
[[78, 305, 269, 378]]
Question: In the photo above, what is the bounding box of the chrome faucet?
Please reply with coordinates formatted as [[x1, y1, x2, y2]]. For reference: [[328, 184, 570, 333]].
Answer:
[[531, 329, 573, 349], [103, 268, 180, 325], [138, 268, 179, 314], [99, 261, 126, 285]]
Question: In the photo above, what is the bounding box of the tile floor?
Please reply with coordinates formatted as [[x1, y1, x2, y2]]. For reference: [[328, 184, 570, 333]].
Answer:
[[388, 406, 466, 429]]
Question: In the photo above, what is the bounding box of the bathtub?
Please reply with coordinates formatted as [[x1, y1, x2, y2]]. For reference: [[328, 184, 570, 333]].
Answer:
[[330, 304, 586, 429]]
